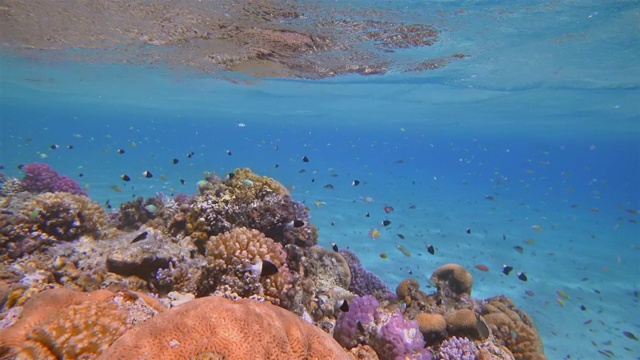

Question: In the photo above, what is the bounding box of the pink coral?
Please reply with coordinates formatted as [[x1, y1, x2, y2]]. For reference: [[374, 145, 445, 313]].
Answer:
[[20, 163, 86, 196]]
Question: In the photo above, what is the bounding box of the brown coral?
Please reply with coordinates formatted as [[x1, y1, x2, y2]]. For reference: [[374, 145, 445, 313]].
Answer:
[[396, 278, 420, 304], [0, 288, 165, 359], [481, 296, 546, 360], [415, 312, 447, 342], [444, 308, 489, 341], [431, 263, 473, 296], [202, 227, 296, 306], [97, 296, 351, 360]]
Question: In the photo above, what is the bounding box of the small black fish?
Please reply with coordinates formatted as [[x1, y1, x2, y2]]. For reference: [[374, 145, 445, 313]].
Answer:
[[142, 171, 153, 178], [66, 145, 74, 149], [78, 173, 84, 177], [311, 178, 315, 183], [466, 228, 471, 234], [0, 164, 4, 170], [408, 270, 413, 275], [172, 158, 179, 164], [302, 155, 309, 162], [17, 164, 24, 170], [299, 169, 306, 173], [50, 144, 59, 150], [105, 200, 111, 209], [275, 164, 279, 168], [352, 180, 360, 186], [623, 330, 638, 341], [226, 150, 232, 155], [580, 304, 587, 311], [292, 219, 305, 228], [502, 264, 513, 275], [117, 149, 125, 154], [339, 299, 349, 312], [131, 231, 149, 243], [382, 219, 391, 227], [180, 179, 186, 185], [227, 172, 235, 180], [324, 184, 334, 190], [121, 174, 131, 182], [365, 212, 370, 218], [517, 272, 528, 281], [331, 242, 339, 252], [502, 234, 507, 241], [187, 151, 195, 158], [513, 245, 524, 254], [426, 244, 435, 255], [260, 260, 279, 276], [397, 234, 405, 239], [331, 221, 335, 226], [356, 321, 365, 333]]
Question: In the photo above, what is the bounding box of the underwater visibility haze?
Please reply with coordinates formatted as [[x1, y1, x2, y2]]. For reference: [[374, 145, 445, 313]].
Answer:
[[0, 1, 639, 359]]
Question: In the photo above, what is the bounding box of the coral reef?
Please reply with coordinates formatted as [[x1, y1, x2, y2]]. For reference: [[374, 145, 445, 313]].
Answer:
[[340, 248, 394, 300], [0, 192, 108, 259], [20, 163, 86, 196], [201, 227, 296, 306], [437, 336, 479, 360], [431, 263, 474, 296], [0, 287, 165, 359], [415, 312, 447, 343], [97, 296, 351, 359], [481, 296, 546, 360]]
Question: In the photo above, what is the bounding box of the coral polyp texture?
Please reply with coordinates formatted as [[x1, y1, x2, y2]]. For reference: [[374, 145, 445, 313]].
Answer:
[[97, 296, 350, 360], [0, 166, 545, 360]]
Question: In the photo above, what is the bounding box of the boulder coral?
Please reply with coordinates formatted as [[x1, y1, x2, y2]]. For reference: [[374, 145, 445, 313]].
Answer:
[[481, 296, 546, 360], [0, 287, 165, 359], [97, 296, 351, 360], [430, 263, 473, 296], [202, 227, 296, 305]]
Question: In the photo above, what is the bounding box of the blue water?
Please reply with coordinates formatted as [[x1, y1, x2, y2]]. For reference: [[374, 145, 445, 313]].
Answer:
[[1, 1, 639, 359]]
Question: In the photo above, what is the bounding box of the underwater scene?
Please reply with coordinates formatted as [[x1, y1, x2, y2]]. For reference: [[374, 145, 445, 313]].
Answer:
[[0, 1, 638, 359]]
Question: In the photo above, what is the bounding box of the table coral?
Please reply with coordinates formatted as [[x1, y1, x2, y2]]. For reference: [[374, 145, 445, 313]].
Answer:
[[20, 163, 86, 196], [202, 227, 297, 306], [97, 296, 351, 360], [480, 296, 546, 360], [0, 288, 165, 359]]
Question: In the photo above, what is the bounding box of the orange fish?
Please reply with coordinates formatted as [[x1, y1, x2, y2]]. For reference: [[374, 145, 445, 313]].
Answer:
[[475, 264, 489, 272], [368, 228, 381, 239], [380, 253, 388, 259], [383, 205, 395, 214]]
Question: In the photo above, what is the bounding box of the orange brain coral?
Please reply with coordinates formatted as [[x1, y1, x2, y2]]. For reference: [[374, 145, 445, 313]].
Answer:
[[97, 296, 351, 360]]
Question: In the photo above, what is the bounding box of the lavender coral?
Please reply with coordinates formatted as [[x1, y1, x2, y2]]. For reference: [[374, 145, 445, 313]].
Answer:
[[374, 313, 431, 360], [437, 337, 478, 360], [339, 249, 394, 299], [20, 163, 86, 196], [334, 295, 380, 348]]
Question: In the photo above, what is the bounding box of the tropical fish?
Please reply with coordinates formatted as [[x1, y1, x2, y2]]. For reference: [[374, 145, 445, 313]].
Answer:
[[475, 264, 489, 272], [383, 205, 394, 214], [379, 253, 388, 259], [314, 200, 327, 207], [360, 196, 374, 203], [368, 228, 381, 239], [396, 244, 411, 257], [531, 225, 542, 231], [243, 259, 278, 277]]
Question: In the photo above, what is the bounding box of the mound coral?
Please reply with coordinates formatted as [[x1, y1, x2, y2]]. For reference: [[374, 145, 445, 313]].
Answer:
[[0, 192, 108, 259], [0, 287, 165, 359], [415, 312, 447, 343], [202, 227, 296, 306], [444, 309, 489, 341], [97, 296, 351, 360], [481, 296, 546, 360], [431, 263, 473, 296], [20, 163, 86, 196]]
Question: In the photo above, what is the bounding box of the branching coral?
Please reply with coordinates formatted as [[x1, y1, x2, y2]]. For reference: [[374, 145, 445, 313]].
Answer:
[[202, 227, 297, 306], [97, 296, 351, 360], [0, 288, 165, 359], [339, 249, 394, 300], [0, 192, 108, 259], [20, 163, 86, 196]]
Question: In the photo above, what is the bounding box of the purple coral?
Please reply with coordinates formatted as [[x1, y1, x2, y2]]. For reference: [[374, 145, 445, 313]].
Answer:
[[339, 249, 394, 299], [437, 337, 478, 360], [375, 313, 431, 360], [333, 295, 380, 348], [20, 163, 86, 196]]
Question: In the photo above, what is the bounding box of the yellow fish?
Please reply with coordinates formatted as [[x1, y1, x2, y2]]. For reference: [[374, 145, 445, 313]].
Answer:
[[314, 200, 327, 207], [396, 244, 411, 257], [556, 289, 570, 300], [531, 225, 543, 231], [368, 228, 381, 239], [556, 298, 566, 307]]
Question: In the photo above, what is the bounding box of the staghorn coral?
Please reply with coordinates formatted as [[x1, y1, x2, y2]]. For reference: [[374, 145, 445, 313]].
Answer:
[[431, 263, 473, 296], [20, 163, 86, 196], [481, 296, 546, 360], [0, 192, 108, 259], [0, 287, 165, 359], [97, 296, 351, 360], [201, 227, 297, 306]]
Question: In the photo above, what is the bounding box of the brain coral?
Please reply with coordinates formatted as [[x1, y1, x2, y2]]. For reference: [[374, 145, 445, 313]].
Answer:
[[202, 227, 296, 306], [97, 296, 351, 360], [430, 263, 473, 296], [480, 296, 546, 360], [0, 287, 165, 359]]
